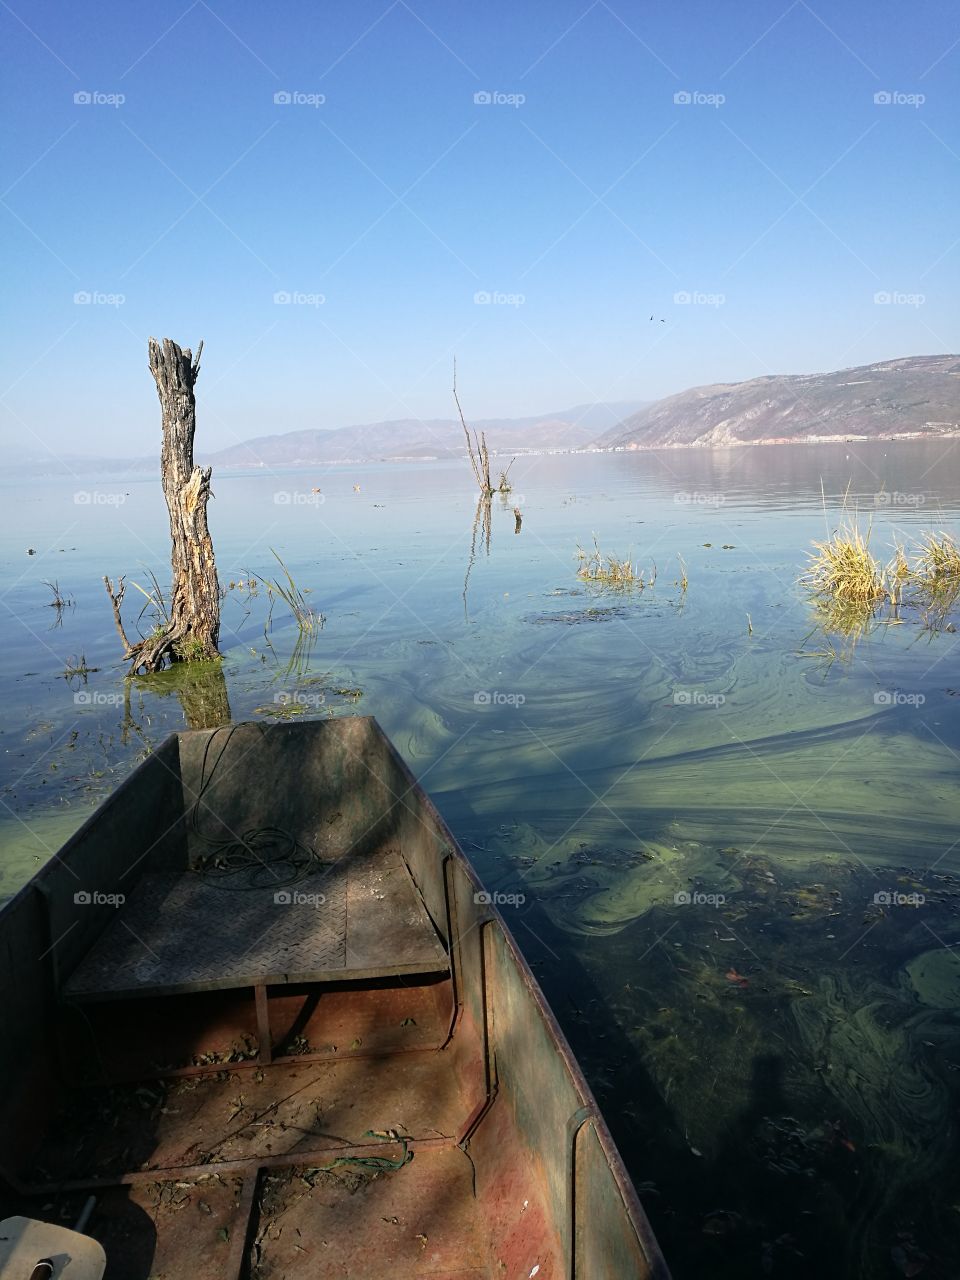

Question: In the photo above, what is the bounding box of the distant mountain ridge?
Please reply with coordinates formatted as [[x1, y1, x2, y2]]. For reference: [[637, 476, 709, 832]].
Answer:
[[204, 401, 647, 467], [10, 355, 960, 478], [6, 401, 648, 475], [595, 355, 960, 451]]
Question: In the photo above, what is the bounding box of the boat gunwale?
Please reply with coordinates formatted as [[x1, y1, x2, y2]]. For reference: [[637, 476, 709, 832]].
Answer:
[[375, 716, 671, 1278]]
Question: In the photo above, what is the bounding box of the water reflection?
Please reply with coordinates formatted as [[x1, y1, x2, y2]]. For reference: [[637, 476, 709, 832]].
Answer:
[[462, 493, 492, 620], [129, 660, 233, 732], [463, 483, 530, 619]]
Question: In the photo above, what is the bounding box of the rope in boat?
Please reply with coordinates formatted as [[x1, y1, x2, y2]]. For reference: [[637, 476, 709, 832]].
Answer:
[[189, 724, 324, 890], [302, 1131, 413, 1175]]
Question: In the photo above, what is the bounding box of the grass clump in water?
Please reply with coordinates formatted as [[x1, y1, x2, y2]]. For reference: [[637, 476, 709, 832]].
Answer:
[[173, 635, 210, 662], [577, 537, 653, 588], [802, 515, 960, 654], [911, 532, 960, 631], [803, 520, 889, 605], [913, 531, 960, 586]]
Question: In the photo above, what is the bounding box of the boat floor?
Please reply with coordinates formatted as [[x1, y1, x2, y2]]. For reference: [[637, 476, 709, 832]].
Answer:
[[16, 1050, 554, 1279], [33, 1053, 471, 1183], [65, 843, 448, 1000], [22, 1147, 497, 1279]]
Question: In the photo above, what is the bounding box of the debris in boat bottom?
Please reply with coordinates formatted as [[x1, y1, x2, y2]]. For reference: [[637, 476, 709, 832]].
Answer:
[[251, 1152, 415, 1277], [283, 1033, 312, 1055]]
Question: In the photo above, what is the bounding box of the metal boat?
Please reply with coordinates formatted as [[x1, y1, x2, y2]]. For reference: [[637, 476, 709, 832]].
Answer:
[[0, 718, 669, 1278]]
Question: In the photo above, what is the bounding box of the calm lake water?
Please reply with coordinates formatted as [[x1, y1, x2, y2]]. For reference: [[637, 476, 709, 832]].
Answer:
[[3, 441, 960, 1278]]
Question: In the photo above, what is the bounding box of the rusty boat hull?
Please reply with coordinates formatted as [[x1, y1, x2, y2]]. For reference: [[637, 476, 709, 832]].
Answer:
[[0, 717, 669, 1279]]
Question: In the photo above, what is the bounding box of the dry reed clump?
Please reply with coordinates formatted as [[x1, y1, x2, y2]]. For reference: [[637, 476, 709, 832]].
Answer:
[[577, 538, 652, 587], [913, 531, 960, 586], [910, 532, 960, 629], [803, 521, 889, 604], [804, 525, 960, 604], [801, 518, 960, 653]]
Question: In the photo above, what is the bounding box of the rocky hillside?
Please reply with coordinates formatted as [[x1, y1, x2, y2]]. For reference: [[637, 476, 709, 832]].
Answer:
[[596, 355, 960, 450]]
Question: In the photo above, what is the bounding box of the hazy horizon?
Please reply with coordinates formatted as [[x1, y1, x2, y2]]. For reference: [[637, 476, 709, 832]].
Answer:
[[5, 348, 957, 468], [2, 1, 957, 462]]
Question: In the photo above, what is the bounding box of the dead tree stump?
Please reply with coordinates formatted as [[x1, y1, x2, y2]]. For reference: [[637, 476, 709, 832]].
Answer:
[[105, 338, 221, 674]]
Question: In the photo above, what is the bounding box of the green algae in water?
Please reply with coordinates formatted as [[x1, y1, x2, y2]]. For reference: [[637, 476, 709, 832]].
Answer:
[[905, 949, 960, 1009], [486, 839, 960, 1280]]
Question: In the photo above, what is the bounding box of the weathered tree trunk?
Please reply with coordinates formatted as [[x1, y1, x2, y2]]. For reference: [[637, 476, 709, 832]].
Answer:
[[106, 338, 221, 674]]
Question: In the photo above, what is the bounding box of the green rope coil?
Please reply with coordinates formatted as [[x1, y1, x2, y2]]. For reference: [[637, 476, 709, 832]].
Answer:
[[303, 1131, 413, 1175]]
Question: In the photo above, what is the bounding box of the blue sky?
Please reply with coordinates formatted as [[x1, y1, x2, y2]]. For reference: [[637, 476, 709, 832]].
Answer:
[[2, 0, 958, 456]]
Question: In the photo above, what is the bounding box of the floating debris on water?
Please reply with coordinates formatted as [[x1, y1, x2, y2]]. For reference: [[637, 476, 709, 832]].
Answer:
[[526, 606, 629, 625]]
